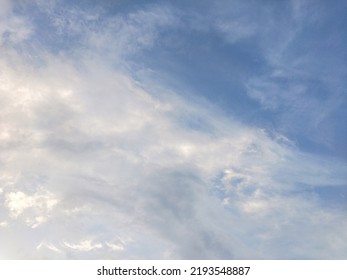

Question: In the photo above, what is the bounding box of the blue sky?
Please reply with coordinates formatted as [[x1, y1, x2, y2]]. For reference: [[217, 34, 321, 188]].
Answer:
[[0, 0, 346, 259]]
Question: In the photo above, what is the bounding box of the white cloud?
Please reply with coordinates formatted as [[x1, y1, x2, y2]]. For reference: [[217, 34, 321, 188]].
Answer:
[[0, 8, 33, 46], [5, 190, 58, 224], [43, 4, 178, 60], [37, 242, 63, 254], [1, 49, 345, 259], [105, 242, 125, 252], [0, 1, 346, 260], [0, 0, 12, 16], [0, 221, 8, 227], [63, 239, 103, 252]]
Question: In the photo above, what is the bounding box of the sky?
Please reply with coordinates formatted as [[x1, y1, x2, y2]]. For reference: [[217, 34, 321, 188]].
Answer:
[[0, 0, 346, 259]]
